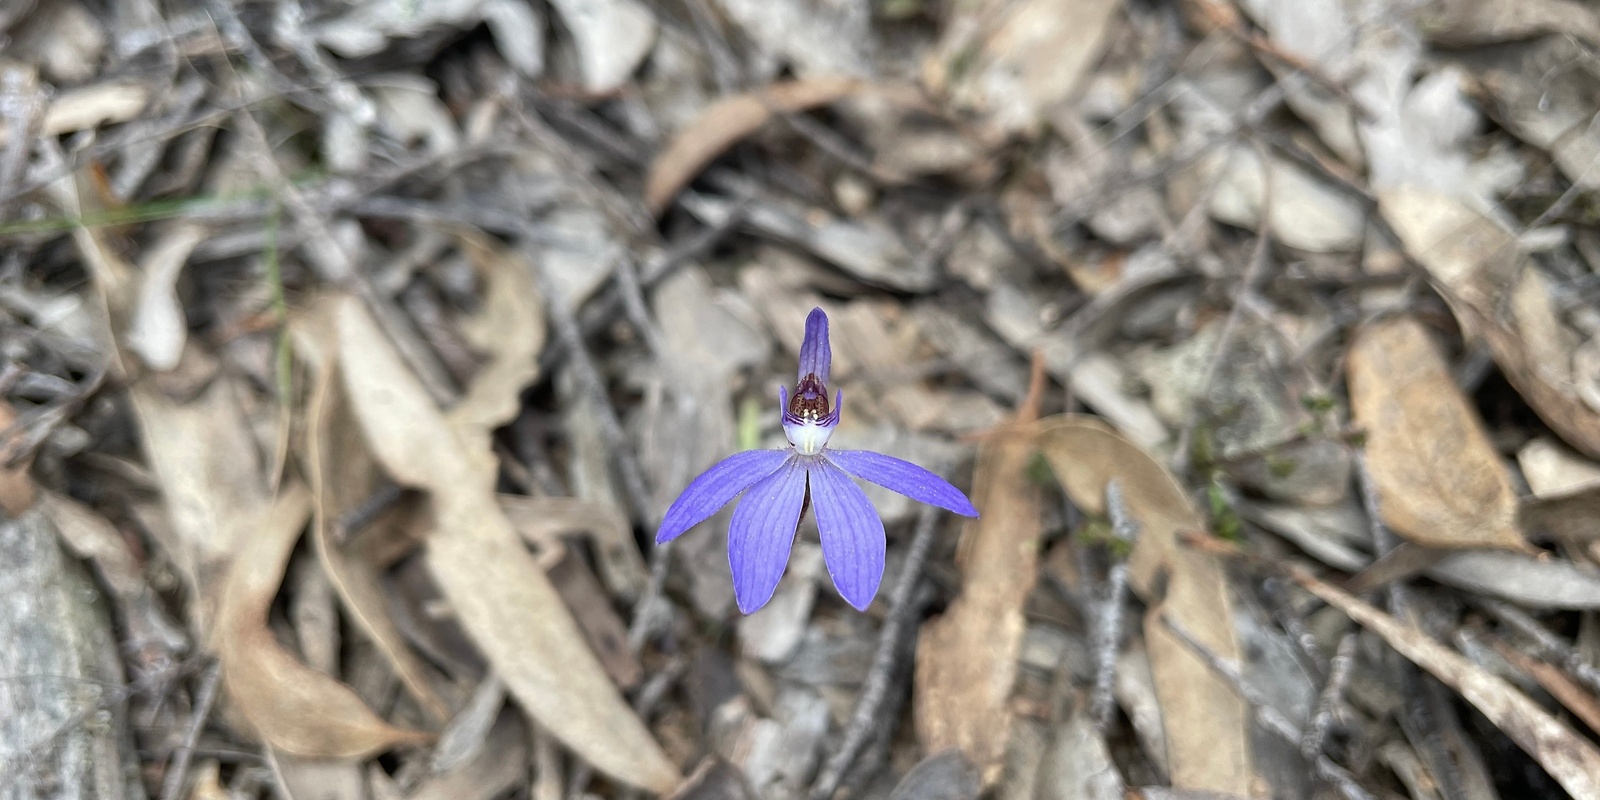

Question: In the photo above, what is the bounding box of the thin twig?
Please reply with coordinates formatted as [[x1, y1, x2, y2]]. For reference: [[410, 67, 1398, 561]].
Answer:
[[1477, 598, 1600, 696], [158, 659, 222, 800], [1090, 480, 1139, 731], [1301, 633, 1357, 760], [810, 503, 945, 800]]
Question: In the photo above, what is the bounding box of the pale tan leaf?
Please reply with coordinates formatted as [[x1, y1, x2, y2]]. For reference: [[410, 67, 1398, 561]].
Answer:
[[1348, 316, 1527, 550], [1381, 189, 1600, 458], [1035, 416, 1253, 796], [296, 299, 451, 723], [125, 223, 205, 372], [334, 295, 680, 792], [1290, 564, 1600, 800], [913, 417, 1041, 783], [0, 81, 151, 148], [645, 77, 861, 215], [130, 379, 273, 628], [216, 483, 429, 758], [449, 232, 547, 437]]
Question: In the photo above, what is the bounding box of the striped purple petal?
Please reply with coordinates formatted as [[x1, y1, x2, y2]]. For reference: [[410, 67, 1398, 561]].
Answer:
[[798, 307, 831, 385], [657, 449, 793, 544], [807, 460, 886, 611], [824, 449, 979, 517], [727, 459, 809, 613]]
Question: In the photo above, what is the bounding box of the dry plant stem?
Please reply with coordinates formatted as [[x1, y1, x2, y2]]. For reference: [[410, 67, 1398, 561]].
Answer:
[[1479, 598, 1600, 696], [1265, 578, 1330, 674], [1301, 633, 1357, 760], [1091, 480, 1139, 731], [1161, 615, 1376, 800], [158, 659, 223, 800], [810, 503, 944, 800]]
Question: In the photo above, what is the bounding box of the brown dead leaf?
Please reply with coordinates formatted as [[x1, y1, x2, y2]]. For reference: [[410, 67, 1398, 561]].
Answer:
[[1347, 316, 1528, 550], [216, 482, 428, 758], [449, 231, 547, 438], [645, 77, 860, 215], [1381, 189, 1600, 458], [913, 356, 1047, 781], [913, 404, 1041, 783], [1289, 563, 1600, 799], [335, 295, 680, 792], [296, 298, 451, 723], [1035, 416, 1253, 796], [131, 378, 275, 630]]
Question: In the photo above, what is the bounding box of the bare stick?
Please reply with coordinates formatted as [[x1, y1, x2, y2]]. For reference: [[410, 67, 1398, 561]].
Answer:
[[158, 659, 223, 800], [1476, 598, 1600, 696], [1091, 480, 1139, 730], [809, 504, 944, 800], [1301, 633, 1357, 760]]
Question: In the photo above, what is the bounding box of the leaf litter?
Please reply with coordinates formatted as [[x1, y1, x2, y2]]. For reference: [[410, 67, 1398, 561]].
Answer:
[[9, 0, 1600, 798]]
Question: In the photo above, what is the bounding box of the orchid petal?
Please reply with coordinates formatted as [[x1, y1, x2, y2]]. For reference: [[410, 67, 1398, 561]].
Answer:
[[656, 449, 792, 544], [727, 460, 809, 613], [808, 460, 886, 610], [824, 449, 979, 517], [798, 307, 831, 384]]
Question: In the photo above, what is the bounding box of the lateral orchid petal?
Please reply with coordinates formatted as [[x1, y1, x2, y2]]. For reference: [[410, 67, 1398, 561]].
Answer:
[[656, 449, 793, 544], [727, 461, 809, 613], [824, 449, 979, 517]]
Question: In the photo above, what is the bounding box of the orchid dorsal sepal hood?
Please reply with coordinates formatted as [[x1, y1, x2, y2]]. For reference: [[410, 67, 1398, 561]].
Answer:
[[656, 307, 979, 613]]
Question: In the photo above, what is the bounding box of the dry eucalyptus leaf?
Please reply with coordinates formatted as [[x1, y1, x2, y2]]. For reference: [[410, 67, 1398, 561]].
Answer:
[[448, 232, 548, 483], [297, 301, 451, 723], [1347, 315, 1528, 551], [1036, 416, 1253, 796], [1515, 438, 1600, 546], [645, 77, 861, 215], [914, 407, 1042, 784], [131, 379, 274, 629], [1291, 564, 1600, 799], [0, 81, 151, 148], [334, 296, 680, 792], [216, 483, 428, 758], [125, 223, 204, 372], [1381, 189, 1600, 457]]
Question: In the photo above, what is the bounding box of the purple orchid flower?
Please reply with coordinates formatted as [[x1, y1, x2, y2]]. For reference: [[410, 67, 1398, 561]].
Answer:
[[656, 307, 979, 613]]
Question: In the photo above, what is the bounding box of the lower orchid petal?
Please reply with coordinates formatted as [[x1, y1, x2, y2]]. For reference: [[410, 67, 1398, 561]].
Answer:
[[727, 460, 809, 613], [823, 449, 979, 517], [656, 449, 793, 544], [808, 461, 886, 611]]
